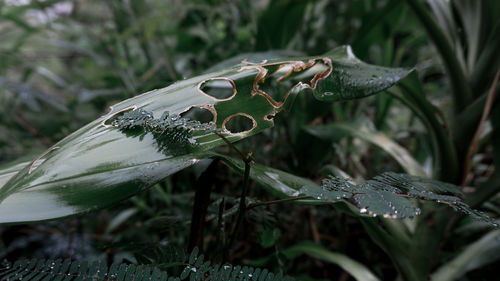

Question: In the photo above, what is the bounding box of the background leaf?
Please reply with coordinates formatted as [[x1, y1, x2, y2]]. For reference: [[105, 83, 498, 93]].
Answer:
[[305, 119, 427, 177], [282, 241, 381, 281], [430, 230, 500, 281]]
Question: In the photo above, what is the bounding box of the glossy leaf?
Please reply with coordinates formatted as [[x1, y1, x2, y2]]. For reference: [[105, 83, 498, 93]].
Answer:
[[217, 152, 318, 200], [217, 153, 363, 216], [0, 161, 31, 191], [0, 46, 411, 223]]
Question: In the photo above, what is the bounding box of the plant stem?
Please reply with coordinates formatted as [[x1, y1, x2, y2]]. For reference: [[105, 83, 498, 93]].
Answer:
[[215, 132, 254, 165], [246, 196, 312, 210], [454, 92, 489, 153], [462, 68, 500, 185], [405, 0, 472, 112], [224, 153, 252, 262], [214, 198, 225, 262], [215, 132, 256, 261], [188, 159, 219, 252]]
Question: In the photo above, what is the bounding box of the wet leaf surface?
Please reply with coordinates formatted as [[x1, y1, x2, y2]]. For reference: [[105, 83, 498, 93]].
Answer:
[[299, 172, 495, 223], [0, 46, 411, 223]]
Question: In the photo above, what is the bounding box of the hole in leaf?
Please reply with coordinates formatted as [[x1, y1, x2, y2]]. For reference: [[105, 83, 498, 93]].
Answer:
[[259, 70, 293, 106], [265, 114, 275, 121], [102, 106, 137, 127], [275, 59, 331, 89], [199, 78, 236, 100], [241, 58, 332, 109], [223, 113, 256, 134], [180, 106, 214, 124], [308, 60, 332, 89]]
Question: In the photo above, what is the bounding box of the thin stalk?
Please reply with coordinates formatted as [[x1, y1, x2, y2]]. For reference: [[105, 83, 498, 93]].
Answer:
[[188, 159, 218, 252], [14, 108, 51, 147], [213, 130, 263, 262], [216, 130, 255, 262], [246, 196, 312, 210], [462, 68, 500, 185], [214, 198, 225, 262], [224, 155, 251, 262], [454, 92, 489, 154], [405, 0, 472, 112], [215, 132, 254, 165]]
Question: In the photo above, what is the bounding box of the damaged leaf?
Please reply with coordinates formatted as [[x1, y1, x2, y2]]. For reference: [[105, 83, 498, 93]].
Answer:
[[0, 46, 411, 223]]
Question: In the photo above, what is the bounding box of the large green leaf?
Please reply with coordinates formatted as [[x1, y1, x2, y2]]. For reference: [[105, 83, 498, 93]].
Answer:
[[0, 161, 31, 190], [0, 46, 411, 224]]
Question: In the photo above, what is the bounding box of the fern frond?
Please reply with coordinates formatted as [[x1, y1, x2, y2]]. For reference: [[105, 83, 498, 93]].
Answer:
[[112, 109, 217, 155], [300, 172, 495, 223], [0, 247, 294, 281], [180, 247, 294, 281], [0, 258, 172, 281]]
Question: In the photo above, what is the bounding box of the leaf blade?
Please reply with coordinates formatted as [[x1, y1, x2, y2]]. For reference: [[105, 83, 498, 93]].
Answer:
[[283, 241, 381, 281], [0, 46, 411, 223], [305, 119, 427, 177]]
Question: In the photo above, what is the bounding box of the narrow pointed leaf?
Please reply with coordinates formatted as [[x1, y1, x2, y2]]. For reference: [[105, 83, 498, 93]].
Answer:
[[0, 161, 31, 190], [0, 46, 411, 223], [431, 230, 500, 281], [305, 119, 427, 177], [283, 241, 381, 281]]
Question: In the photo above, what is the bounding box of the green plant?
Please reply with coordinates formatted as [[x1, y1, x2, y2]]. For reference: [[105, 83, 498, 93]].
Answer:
[[0, 44, 494, 279], [1, 0, 499, 280], [0, 46, 412, 223], [0, 247, 294, 281]]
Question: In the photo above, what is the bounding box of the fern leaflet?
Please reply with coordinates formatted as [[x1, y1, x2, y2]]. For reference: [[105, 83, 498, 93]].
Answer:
[[300, 172, 495, 224], [112, 109, 217, 155], [180, 247, 294, 281], [0, 259, 172, 281]]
